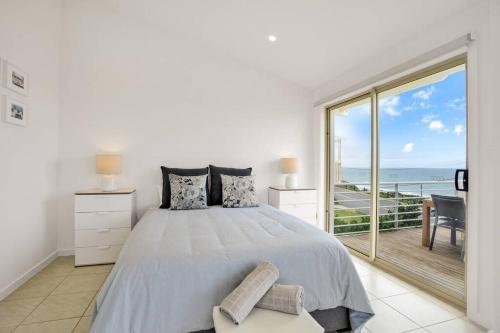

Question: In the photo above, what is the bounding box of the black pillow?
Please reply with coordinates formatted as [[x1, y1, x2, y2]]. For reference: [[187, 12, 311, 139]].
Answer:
[[160, 166, 209, 209], [209, 165, 252, 206]]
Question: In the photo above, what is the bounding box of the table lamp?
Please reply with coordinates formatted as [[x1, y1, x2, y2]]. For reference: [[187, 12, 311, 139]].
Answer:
[[96, 154, 122, 192], [280, 157, 298, 188]]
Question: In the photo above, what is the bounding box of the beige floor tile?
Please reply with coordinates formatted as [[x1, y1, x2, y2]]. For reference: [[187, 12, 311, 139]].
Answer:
[[351, 257, 385, 275], [83, 295, 96, 317], [51, 257, 75, 266], [23, 292, 93, 324], [13, 318, 79, 333], [73, 316, 91, 333], [71, 265, 113, 276], [360, 273, 412, 298], [52, 274, 107, 295], [38, 258, 74, 277], [382, 291, 464, 327], [365, 300, 420, 333], [353, 260, 372, 277], [425, 318, 486, 333], [0, 326, 15, 332], [0, 298, 43, 328], [6, 276, 66, 301], [377, 272, 420, 293], [366, 291, 377, 301]]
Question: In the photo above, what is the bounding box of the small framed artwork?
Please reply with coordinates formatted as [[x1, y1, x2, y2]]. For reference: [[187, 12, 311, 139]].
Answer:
[[4, 95, 27, 126], [5, 63, 29, 96]]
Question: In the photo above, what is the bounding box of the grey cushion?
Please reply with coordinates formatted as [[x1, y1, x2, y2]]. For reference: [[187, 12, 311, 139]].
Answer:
[[160, 166, 209, 208], [169, 174, 208, 210], [221, 175, 258, 208], [209, 165, 252, 205], [255, 284, 304, 315], [219, 261, 279, 325]]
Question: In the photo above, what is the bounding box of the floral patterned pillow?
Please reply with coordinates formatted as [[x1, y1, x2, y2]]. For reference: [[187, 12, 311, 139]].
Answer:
[[169, 174, 208, 210], [221, 175, 258, 208]]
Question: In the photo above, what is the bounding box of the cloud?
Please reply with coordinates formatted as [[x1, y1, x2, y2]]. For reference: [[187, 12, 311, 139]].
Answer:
[[379, 96, 401, 116], [413, 86, 436, 100], [447, 97, 466, 111], [402, 142, 414, 153], [402, 103, 418, 112], [421, 114, 437, 123], [454, 124, 464, 136], [429, 120, 449, 133]]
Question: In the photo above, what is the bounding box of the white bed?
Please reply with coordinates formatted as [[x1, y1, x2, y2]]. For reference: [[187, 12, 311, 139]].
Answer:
[[90, 204, 373, 333]]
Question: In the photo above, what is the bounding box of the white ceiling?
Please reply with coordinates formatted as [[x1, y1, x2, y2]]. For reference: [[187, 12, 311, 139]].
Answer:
[[115, 0, 481, 89]]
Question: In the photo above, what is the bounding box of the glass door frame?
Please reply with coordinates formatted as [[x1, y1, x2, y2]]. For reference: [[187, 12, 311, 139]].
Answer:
[[326, 91, 379, 260], [325, 54, 468, 305]]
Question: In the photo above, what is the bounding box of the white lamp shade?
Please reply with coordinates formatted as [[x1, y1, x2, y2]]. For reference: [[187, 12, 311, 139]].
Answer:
[[280, 158, 298, 174], [96, 154, 122, 175]]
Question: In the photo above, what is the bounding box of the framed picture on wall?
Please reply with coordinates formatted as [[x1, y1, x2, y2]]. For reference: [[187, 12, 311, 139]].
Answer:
[[5, 63, 28, 96], [4, 95, 27, 126]]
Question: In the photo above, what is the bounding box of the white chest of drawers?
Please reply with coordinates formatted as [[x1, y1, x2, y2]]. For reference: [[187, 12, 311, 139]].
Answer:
[[268, 187, 317, 226], [74, 189, 136, 266]]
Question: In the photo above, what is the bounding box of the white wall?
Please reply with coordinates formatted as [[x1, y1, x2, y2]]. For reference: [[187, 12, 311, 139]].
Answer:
[[0, 0, 62, 298], [313, 1, 500, 330], [57, 1, 314, 251]]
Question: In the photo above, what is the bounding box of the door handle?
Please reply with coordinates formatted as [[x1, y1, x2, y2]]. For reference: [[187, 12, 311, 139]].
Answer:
[[97, 228, 110, 233], [455, 169, 468, 192], [97, 246, 111, 250]]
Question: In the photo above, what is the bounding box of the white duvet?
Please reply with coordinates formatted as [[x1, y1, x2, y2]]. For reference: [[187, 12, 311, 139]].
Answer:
[[90, 205, 373, 333]]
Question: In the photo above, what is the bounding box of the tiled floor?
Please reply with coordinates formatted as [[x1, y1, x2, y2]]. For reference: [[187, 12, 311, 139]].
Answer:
[[0, 256, 111, 333], [351, 256, 486, 333], [0, 256, 487, 333]]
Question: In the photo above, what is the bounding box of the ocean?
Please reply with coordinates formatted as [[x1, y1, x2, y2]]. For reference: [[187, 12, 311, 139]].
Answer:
[[340, 168, 458, 197]]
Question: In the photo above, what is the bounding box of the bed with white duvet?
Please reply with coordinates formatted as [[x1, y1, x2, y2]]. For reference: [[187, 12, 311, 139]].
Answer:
[[90, 204, 374, 333]]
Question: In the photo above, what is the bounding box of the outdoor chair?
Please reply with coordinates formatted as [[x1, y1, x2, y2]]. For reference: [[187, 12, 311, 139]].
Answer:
[[430, 194, 465, 259]]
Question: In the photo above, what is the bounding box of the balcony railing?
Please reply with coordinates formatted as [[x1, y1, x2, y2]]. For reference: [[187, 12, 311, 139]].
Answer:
[[333, 180, 456, 235]]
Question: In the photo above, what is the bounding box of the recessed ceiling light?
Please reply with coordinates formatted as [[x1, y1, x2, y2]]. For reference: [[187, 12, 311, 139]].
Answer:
[[268, 35, 277, 42]]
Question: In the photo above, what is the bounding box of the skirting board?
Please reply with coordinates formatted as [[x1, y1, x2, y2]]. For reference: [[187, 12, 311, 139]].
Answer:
[[0, 250, 58, 301]]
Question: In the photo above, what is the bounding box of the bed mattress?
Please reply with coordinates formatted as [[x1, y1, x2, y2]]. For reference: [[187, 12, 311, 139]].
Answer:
[[90, 205, 373, 332]]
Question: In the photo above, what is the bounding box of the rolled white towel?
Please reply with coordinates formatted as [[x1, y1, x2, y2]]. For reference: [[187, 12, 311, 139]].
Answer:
[[256, 284, 304, 315], [219, 261, 279, 325]]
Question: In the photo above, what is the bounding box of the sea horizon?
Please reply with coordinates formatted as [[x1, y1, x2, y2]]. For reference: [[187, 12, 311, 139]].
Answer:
[[340, 167, 459, 196]]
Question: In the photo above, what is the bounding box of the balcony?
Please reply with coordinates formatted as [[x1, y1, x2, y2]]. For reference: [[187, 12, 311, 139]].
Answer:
[[333, 180, 465, 298]]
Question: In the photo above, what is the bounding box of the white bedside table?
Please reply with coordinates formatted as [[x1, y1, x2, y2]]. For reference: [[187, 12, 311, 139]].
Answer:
[[74, 188, 136, 266], [268, 187, 317, 226]]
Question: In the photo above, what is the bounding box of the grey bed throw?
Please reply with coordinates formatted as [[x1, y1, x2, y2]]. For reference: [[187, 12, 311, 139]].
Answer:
[[90, 205, 374, 333], [256, 284, 304, 315], [219, 261, 279, 324]]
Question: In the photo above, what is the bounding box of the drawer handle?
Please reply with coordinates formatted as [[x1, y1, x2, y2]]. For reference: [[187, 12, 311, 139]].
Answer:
[[96, 212, 110, 215], [97, 246, 111, 250], [97, 228, 110, 233]]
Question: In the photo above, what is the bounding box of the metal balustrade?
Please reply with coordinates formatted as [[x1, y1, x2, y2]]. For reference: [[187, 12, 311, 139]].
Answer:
[[332, 180, 456, 234]]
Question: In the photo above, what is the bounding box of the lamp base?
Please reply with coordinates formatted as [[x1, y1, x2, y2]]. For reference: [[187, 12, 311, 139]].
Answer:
[[101, 175, 117, 192], [285, 174, 298, 189]]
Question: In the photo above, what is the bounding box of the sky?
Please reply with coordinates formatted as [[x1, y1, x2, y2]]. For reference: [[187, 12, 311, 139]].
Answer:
[[334, 68, 466, 169]]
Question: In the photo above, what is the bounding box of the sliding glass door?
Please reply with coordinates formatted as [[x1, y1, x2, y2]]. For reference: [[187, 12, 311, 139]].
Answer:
[[376, 62, 467, 300], [327, 56, 467, 302], [329, 95, 374, 256]]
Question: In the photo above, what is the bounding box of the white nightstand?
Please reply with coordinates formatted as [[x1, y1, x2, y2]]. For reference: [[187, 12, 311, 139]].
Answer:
[[268, 187, 317, 226], [74, 188, 136, 266]]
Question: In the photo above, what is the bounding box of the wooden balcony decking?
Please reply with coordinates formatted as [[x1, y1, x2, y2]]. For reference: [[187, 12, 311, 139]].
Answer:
[[337, 227, 465, 297]]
